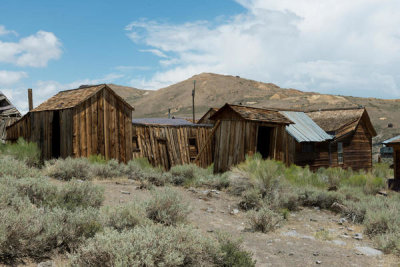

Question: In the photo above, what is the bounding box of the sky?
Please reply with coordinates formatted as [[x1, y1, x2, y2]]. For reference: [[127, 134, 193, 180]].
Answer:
[[1, 0, 400, 114]]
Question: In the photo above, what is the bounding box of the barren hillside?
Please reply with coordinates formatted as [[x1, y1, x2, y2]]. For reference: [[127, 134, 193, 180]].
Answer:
[[108, 73, 400, 152]]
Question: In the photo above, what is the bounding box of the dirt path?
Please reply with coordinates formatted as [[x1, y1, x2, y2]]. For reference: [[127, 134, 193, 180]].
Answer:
[[96, 179, 400, 267]]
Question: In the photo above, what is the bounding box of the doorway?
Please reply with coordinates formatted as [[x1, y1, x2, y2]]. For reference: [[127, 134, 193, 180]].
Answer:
[[256, 126, 272, 159], [52, 111, 61, 158]]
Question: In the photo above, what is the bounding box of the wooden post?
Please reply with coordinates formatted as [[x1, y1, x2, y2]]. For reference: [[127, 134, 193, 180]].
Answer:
[[28, 89, 33, 111]]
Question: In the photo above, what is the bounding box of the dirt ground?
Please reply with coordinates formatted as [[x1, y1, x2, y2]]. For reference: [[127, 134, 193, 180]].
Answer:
[[16, 178, 400, 267]]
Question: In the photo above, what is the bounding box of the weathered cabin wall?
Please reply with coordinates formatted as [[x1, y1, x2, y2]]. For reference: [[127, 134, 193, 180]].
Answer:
[[132, 125, 213, 170], [213, 120, 289, 173]]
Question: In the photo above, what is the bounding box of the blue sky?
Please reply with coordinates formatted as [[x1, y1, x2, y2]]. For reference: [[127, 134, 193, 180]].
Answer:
[[1, 0, 400, 114]]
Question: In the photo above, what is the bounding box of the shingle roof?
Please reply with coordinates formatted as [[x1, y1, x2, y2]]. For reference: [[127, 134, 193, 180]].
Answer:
[[132, 118, 212, 127], [31, 84, 134, 112], [210, 104, 293, 124], [306, 108, 365, 132], [0, 91, 20, 117], [280, 111, 333, 142]]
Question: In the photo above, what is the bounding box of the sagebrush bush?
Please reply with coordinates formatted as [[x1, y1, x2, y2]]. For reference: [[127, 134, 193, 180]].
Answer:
[[297, 188, 344, 209], [70, 224, 219, 267], [90, 159, 128, 179], [101, 202, 150, 231], [372, 163, 393, 179], [239, 189, 262, 211], [247, 206, 282, 233], [45, 157, 92, 180], [169, 164, 220, 187], [216, 233, 256, 267], [145, 187, 189, 226], [58, 180, 104, 210], [0, 156, 41, 178], [0, 138, 40, 167]]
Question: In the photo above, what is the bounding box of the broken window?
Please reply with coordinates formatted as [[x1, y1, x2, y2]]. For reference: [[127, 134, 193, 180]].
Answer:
[[337, 142, 343, 164], [189, 137, 198, 162]]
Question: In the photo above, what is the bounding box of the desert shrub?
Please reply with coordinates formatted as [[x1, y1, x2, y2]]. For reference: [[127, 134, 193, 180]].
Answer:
[[70, 224, 219, 267], [297, 188, 344, 209], [316, 167, 352, 188], [216, 234, 256, 267], [375, 233, 400, 255], [145, 187, 189, 226], [315, 229, 333, 241], [88, 154, 107, 164], [12, 177, 59, 207], [101, 202, 150, 231], [275, 189, 301, 211], [285, 165, 325, 188], [57, 180, 104, 210], [0, 156, 41, 178], [341, 199, 368, 223], [45, 157, 92, 181], [341, 173, 385, 194], [372, 163, 392, 179], [0, 138, 40, 167], [239, 189, 262, 211], [247, 206, 282, 233], [90, 159, 128, 179]]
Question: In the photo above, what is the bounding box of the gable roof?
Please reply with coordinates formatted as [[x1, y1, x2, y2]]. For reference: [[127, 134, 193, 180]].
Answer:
[[0, 91, 20, 117], [210, 104, 293, 125], [197, 108, 219, 124], [280, 111, 333, 142], [132, 118, 212, 127], [32, 84, 134, 112]]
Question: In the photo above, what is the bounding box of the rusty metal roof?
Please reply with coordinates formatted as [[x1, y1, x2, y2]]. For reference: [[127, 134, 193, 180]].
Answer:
[[211, 104, 293, 124], [280, 111, 333, 142]]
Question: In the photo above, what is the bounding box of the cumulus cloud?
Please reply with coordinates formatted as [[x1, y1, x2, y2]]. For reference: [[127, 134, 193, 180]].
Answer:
[[0, 30, 62, 67], [0, 70, 27, 86], [0, 25, 17, 36], [126, 0, 400, 97]]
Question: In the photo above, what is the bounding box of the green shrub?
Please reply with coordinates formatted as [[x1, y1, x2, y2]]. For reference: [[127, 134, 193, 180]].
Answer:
[[372, 163, 393, 179], [0, 138, 40, 167], [90, 159, 128, 179], [298, 188, 344, 209], [341, 173, 385, 194], [101, 202, 150, 231], [45, 157, 92, 181], [0, 156, 41, 179], [216, 234, 256, 267], [70, 224, 219, 267], [239, 189, 262, 211], [88, 154, 107, 164], [57, 180, 104, 210], [375, 233, 400, 255], [247, 206, 282, 233], [285, 165, 326, 188], [145, 187, 189, 226]]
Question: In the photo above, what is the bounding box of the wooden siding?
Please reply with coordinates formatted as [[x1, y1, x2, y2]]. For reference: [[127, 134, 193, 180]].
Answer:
[[132, 125, 213, 170]]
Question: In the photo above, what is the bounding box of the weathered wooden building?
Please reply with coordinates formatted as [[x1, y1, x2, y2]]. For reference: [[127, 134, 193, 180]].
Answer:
[[307, 108, 376, 171], [384, 137, 400, 190], [209, 104, 293, 173], [0, 91, 21, 143], [197, 108, 218, 124], [6, 84, 134, 162], [132, 118, 213, 170]]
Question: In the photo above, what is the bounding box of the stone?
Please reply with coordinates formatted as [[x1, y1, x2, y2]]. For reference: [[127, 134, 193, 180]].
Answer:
[[355, 246, 383, 257], [353, 233, 363, 240], [347, 227, 354, 231], [316, 260, 322, 264], [206, 207, 214, 213], [332, 240, 346, 246], [37, 261, 54, 267], [289, 252, 294, 256], [310, 218, 318, 222], [120, 190, 131, 195], [338, 217, 347, 225], [313, 252, 320, 256], [230, 209, 240, 215]]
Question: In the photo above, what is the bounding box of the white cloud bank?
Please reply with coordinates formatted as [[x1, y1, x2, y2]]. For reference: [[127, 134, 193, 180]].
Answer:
[[126, 0, 400, 98], [0, 70, 27, 86], [0, 29, 62, 67]]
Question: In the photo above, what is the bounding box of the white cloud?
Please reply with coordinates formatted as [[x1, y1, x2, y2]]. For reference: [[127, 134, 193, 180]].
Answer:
[[0, 30, 62, 67], [126, 0, 400, 97], [0, 25, 17, 36], [0, 70, 27, 86], [139, 49, 168, 58]]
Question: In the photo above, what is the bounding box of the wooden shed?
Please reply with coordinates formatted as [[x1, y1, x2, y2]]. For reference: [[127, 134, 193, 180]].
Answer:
[[0, 91, 21, 143], [197, 108, 219, 124], [6, 84, 134, 162], [384, 137, 400, 190], [209, 104, 293, 173], [132, 118, 213, 170], [307, 107, 376, 171]]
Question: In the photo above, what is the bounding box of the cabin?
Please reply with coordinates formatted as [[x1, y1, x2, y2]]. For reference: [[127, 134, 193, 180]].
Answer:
[[197, 108, 219, 124], [6, 84, 134, 162], [132, 118, 213, 170], [380, 135, 400, 159], [384, 137, 400, 190], [209, 104, 293, 173], [0, 91, 21, 143], [307, 107, 376, 171], [281, 111, 333, 170]]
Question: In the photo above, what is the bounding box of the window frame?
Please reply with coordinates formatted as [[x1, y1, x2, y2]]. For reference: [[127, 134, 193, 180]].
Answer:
[[337, 142, 344, 165]]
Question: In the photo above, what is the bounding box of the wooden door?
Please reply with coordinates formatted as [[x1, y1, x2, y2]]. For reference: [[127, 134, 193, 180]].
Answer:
[[158, 139, 171, 170]]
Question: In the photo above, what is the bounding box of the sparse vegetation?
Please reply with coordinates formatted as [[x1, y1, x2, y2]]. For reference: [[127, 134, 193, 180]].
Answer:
[[247, 206, 282, 233]]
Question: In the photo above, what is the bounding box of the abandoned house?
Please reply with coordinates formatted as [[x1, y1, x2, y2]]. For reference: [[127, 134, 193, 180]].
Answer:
[[307, 107, 376, 171], [383, 137, 400, 190], [0, 91, 21, 143], [132, 118, 213, 170], [197, 108, 219, 124], [6, 84, 134, 162]]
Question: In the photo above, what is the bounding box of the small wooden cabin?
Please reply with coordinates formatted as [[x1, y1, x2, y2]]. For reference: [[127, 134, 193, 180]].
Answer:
[[132, 118, 213, 170], [307, 108, 376, 171], [0, 91, 21, 143], [209, 104, 293, 173], [384, 137, 400, 190], [197, 108, 218, 124], [6, 84, 134, 162]]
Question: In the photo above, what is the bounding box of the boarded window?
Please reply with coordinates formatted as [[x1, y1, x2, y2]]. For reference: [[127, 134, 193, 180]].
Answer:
[[132, 136, 140, 152], [338, 142, 343, 164], [189, 137, 198, 162], [301, 143, 314, 153]]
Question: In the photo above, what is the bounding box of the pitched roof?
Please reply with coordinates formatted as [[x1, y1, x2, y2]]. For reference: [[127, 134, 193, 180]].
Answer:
[[132, 118, 212, 127], [382, 135, 400, 145], [280, 111, 333, 142], [210, 104, 293, 124], [0, 91, 20, 117], [32, 84, 134, 112], [197, 108, 219, 124]]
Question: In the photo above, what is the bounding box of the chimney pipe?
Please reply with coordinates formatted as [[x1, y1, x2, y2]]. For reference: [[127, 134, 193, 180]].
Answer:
[[28, 88, 33, 111], [168, 108, 171, 119]]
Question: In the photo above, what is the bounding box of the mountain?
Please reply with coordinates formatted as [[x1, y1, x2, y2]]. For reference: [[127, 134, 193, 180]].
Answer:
[[108, 73, 400, 154]]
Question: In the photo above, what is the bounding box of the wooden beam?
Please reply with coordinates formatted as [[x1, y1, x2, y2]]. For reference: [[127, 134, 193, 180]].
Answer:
[[28, 89, 33, 111], [194, 120, 221, 164]]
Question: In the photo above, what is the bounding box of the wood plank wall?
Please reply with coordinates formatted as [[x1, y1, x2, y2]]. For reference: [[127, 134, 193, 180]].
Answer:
[[132, 125, 213, 170], [213, 120, 289, 173]]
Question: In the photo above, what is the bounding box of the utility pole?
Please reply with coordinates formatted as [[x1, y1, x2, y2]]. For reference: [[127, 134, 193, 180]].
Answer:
[[192, 80, 196, 122]]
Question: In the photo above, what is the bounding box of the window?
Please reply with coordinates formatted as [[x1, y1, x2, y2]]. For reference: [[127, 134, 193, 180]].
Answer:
[[132, 136, 140, 152], [301, 143, 314, 153], [188, 137, 198, 162], [337, 142, 343, 164]]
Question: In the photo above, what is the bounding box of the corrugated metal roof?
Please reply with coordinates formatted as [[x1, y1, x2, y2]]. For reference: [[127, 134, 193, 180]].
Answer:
[[382, 135, 400, 145], [132, 118, 212, 127], [280, 111, 333, 142]]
